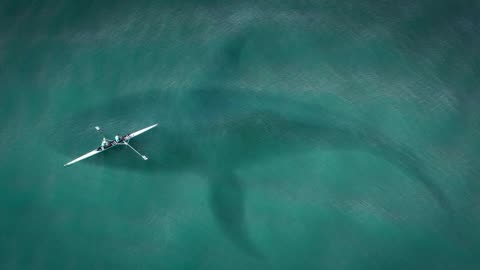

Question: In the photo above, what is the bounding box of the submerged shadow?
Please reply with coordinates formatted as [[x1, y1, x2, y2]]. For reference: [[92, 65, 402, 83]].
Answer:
[[208, 168, 263, 258], [49, 85, 454, 257]]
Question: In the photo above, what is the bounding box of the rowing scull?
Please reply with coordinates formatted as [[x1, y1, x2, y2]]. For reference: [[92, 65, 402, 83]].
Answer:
[[64, 123, 158, 167]]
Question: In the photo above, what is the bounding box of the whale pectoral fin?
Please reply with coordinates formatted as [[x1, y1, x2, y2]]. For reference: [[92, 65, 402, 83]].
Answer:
[[208, 170, 263, 258]]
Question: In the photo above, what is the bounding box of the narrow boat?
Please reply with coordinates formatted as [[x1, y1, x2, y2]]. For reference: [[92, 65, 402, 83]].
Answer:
[[64, 123, 158, 167]]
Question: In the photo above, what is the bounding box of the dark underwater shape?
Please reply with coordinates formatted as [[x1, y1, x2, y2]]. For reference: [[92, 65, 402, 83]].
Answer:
[[47, 86, 460, 257]]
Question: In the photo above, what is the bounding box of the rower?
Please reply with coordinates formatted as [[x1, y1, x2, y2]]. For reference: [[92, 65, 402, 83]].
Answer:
[[115, 134, 121, 143], [101, 138, 108, 150]]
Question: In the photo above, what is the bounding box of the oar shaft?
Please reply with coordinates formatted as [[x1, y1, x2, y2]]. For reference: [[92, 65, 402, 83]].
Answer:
[[124, 142, 148, 160], [95, 127, 109, 140]]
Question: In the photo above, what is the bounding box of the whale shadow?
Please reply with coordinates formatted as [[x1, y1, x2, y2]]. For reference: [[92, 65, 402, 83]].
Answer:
[[47, 85, 456, 257]]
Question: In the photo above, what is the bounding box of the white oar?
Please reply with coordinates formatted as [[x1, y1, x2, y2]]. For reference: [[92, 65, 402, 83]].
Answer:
[[95, 126, 111, 141], [123, 141, 148, 160]]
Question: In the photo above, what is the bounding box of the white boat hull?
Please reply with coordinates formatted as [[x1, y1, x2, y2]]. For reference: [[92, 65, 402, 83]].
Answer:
[[64, 123, 157, 167]]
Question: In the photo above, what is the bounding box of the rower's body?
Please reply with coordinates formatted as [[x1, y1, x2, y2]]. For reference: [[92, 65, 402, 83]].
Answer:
[[101, 138, 109, 150]]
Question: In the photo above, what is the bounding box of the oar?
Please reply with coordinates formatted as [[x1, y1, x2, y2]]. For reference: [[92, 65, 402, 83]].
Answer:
[[95, 126, 111, 141], [123, 141, 148, 160]]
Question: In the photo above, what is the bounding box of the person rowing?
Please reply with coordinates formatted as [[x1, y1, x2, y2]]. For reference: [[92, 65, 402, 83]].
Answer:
[[115, 134, 122, 143], [101, 138, 108, 150]]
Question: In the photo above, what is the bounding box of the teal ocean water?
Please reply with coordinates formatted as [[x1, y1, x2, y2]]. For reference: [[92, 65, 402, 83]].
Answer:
[[1, 1, 479, 269]]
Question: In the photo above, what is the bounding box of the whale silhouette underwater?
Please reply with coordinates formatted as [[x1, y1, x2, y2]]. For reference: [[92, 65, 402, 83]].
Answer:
[[52, 87, 453, 257]]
